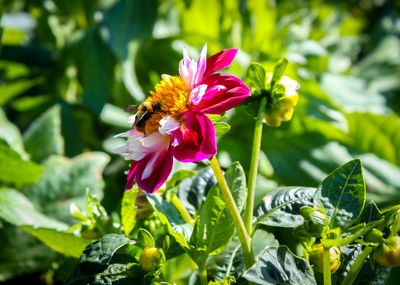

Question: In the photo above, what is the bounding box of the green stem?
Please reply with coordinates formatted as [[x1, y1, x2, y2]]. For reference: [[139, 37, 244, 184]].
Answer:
[[171, 195, 195, 227], [323, 246, 332, 285], [342, 246, 373, 285], [244, 96, 267, 234], [198, 260, 208, 285], [210, 156, 254, 268]]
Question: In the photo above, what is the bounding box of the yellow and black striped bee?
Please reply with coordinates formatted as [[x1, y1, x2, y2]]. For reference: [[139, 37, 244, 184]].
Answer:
[[124, 101, 162, 134]]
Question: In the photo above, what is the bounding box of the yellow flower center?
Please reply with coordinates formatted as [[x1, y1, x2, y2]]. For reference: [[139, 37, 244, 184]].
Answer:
[[140, 75, 190, 135]]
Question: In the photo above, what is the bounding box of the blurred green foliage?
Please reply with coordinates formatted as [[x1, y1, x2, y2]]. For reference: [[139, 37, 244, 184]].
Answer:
[[0, 0, 399, 283]]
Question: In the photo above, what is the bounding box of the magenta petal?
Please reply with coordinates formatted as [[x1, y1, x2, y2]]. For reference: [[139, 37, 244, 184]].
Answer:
[[171, 111, 216, 162], [194, 73, 250, 114], [135, 148, 173, 194], [125, 161, 138, 190], [204, 49, 238, 78]]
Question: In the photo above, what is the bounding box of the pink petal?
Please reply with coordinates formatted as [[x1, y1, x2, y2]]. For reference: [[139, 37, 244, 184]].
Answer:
[[135, 147, 174, 194], [204, 49, 238, 78], [125, 161, 138, 190], [171, 111, 216, 162], [193, 73, 250, 114], [193, 44, 207, 88]]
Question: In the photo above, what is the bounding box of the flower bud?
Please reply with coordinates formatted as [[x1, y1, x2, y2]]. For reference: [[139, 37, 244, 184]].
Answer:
[[375, 236, 400, 267], [263, 73, 300, 127], [139, 247, 163, 272], [136, 189, 154, 219], [309, 243, 341, 273]]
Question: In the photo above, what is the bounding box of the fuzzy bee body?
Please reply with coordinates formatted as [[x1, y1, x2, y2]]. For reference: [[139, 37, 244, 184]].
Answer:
[[124, 101, 162, 134]]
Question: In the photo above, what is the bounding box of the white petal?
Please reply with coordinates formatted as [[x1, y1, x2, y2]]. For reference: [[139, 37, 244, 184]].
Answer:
[[189, 84, 207, 105], [159, 116, 181, 135]]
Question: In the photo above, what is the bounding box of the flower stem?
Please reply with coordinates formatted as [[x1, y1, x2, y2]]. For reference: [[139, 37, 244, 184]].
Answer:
[[198, 260, 208, 285], [171, 195, 195, 227], [323, 246, 332, 285], [210, 156, 254, 268], [244, 96, 267, 234], [341, 246, 373, 285]]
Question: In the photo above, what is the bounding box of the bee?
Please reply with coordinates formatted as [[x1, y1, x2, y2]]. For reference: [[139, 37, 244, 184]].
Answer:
[[124, 101, 162, 134]]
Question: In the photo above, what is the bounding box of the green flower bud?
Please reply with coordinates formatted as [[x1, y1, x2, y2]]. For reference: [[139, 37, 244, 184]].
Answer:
[[139, 247, 162, 271], [375, 236, 400, 267], [309, 243, 341, 273], [263, 73, 300, 127]]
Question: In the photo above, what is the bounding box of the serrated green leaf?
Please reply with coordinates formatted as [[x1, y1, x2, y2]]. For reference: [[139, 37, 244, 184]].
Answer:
[[0, 142, 43, 186], [23, 105, 64, 163], [21, 152, 110, 224], [121, 189, 137, 236], [22, 226, 92, 258], [79, 234, 131, 265], [0, 189, 67, 230], [314, 159, 366, 229], [246, 63, 266, 90], [146, 193, 192, 250], [178, 167, 217, 215], [243, 246, 316, 285], [255, 187, 316, 228]]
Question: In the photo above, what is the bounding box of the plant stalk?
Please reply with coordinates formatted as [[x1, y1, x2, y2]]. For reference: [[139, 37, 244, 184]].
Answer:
[[323, 246, 332, 285], [210, 156, 254, 268], [341, 246, 373, 285], [198, 260, 208, 285], [244, 96, 267, 234], [171, 195, 195, 227]]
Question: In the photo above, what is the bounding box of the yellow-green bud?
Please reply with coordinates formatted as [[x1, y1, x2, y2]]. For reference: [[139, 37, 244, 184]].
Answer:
[[375, 236, 400, 267], [139, 247, 162, 271], [263, 73, 300, 127], [309, 243, 341, 273]]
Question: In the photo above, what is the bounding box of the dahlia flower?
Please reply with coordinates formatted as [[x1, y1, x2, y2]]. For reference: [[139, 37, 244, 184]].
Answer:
[[115, 44, 250, 193]]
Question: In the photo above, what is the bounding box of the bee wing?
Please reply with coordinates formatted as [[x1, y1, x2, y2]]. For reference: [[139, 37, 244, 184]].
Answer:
[[124, 105, 139, 114]]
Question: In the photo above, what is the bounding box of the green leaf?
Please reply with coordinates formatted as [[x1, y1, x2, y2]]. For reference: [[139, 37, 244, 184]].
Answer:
[[243, 246, 316, 285], [0, 141, 43, 186], [23, 105, 64, 163], [86, 191, 119, 235], [71, 29, 115, 114], [137, 228, 155, 248], [178, 167, 217, 215], [224, 162, 247, 213], [0, 108, 26, 157], [314, 159, 366, 229], [346, 113, 400, 166], [165, 169, 196, 190], [121, 189, 137, 236], [22, 226, 92, 258], [79, 234, 132, 265], [270, 57, 288, 89], [322, 220, 382, 248], [0, 189, 68, 230], [195, 185, 235, 256], [146, 193, 192, 250], [0, 224, 58, 282], [214, 122, 231, 136], [358, 201, 381, 224], [0, 78, 41, 106], [21, 152, 110, 224], [246, 63, 266, 90], [101, 0, 157, 59], [99, 104, 131, 128], [255, 187, 316, 228]]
